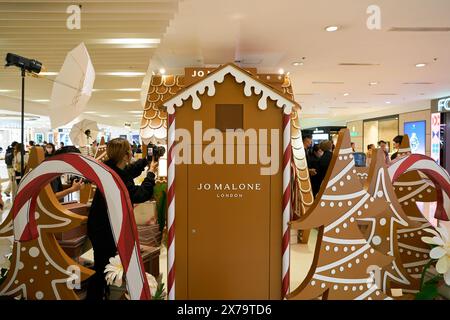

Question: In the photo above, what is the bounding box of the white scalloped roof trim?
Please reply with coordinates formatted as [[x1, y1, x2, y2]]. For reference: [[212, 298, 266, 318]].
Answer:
[[163, 65, 296, 115]]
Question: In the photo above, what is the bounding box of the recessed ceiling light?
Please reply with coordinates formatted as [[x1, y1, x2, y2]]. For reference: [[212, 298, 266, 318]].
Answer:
[[292, 62, 304, 66], [99, 72, 146, 77], [159, 68, 166, 75], [83, 111, 98, 114], [98, 115, 112, 118], [0, 89, 14, 93], [369, 82, 379, 86], [278, 68, 285, 75], [32, 99, 50, 103], [40, 72, 58, 76], [385, 101, 392, 104], [115, 98, 140, 102], [128, 111, 142, 114], [93, 88, 141, 92], [415, 63, 426, 68], [343, 93, 350, 96], [325, 25, 339, 32]]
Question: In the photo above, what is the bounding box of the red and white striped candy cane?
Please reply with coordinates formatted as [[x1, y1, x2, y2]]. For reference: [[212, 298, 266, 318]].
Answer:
[[388, 154, 450, 221], [282, 112, 291, 298], [167, 112, 176, 300], [11, 153, 151, 300]]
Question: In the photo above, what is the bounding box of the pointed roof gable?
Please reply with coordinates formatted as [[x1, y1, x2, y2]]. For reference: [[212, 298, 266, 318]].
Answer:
[[162, 63, 299, 115]]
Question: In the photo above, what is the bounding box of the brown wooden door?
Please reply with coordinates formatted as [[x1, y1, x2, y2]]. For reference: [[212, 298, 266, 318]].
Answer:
[[187, 163, 271, 299]]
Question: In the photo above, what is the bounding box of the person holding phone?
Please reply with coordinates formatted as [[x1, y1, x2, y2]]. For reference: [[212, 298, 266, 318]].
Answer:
[[86, 138, 158, 300]]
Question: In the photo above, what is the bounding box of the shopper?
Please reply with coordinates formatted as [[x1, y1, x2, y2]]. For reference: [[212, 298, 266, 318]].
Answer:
[[391, 135, 404, 161], [309, 144, 324, 196], [316, 140, 333, 191], [4, 141, 18, 198], [13, 143, 28, 186], [366, 144, 375, 166], [59, 142, 65, 149], [44, 143, 56, 157], [86, 138, 158, 300], [351, 142, 356, 152], [377, 140, 390, 165]]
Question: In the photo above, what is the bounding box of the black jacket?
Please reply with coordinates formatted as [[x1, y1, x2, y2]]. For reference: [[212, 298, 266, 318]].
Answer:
[[87, 158, 156, 241], [316, 150, 333, 187]]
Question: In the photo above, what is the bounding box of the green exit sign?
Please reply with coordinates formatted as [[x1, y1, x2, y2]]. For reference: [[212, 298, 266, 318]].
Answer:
[[350, 131, 359, 137]]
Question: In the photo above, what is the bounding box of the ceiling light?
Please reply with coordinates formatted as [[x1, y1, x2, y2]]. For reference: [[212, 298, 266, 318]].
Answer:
[[99, 72, 146, 77], [115, 98, 140, 102], [0, 89, 14, 93], [159, 68, 166, 75], [325, 25, 339, 32], [292, 62, 304, 66], [32, 99, 49, 103], [415, 63, 426, 68], [128, 111, 142, 114], [96, 38, 160, 45], [278, 68, 285, 75], [343, 93, 350, 96], [385, 101, 392, 104], [118, 88, 141, 92], [98, 115, 112, 118], [40, 72, 58, 76], [83, 111, 98, 114], [369, 82, 379, 86]]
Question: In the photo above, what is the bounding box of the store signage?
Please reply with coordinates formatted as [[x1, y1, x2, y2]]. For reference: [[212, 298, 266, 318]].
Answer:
[[184, 67, 257, 86], [438, 97, 450, 112], [431, 113, 441, 164], [196, 182, 262, 199]]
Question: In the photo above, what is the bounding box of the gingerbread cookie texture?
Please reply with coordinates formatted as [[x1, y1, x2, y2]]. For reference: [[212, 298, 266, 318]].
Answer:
[[0, 147, 93, 300], [288, 129, 393, 300]]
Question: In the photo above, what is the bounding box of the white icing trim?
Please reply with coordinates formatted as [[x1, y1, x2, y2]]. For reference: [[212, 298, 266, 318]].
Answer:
[[313, 274, 370, 284], [339, 148, 353, 155], [162, 64, 296, 115], [326, 160, 355, 188], [398, 243, 430, 254]]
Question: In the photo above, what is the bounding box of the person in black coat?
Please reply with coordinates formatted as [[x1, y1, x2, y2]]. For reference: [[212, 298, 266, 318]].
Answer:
[[86, 138, 158, 300], [308, 144, 323, 196], [316, 140, 333, 192]]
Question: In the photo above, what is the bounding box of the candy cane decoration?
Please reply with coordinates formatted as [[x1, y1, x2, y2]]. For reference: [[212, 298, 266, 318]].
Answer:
[[167, 112, 176, 300], [10, 153, 151, 300], [388, 154, 450, 221], [282, 112, 291, 298]]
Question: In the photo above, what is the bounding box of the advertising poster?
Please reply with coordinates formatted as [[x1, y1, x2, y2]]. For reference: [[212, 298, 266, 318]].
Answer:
[[431, 113, 441, 163], [404, 121, 426, 155]]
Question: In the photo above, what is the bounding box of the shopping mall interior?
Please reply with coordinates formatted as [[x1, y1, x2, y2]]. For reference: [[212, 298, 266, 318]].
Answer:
[[0, 0, 450, 302]]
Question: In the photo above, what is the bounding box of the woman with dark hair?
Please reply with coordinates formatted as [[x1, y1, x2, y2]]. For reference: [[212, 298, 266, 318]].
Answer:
[[13, 143, 28, 185], [316, 140, 333, 192], [86, 138, 158, 300], [391, 135, 404, 161], [44, 143, 56, 157]]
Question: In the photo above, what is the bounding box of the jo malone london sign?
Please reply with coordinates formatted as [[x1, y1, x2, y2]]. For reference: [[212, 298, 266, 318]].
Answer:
[[196, 182, 262, 199]]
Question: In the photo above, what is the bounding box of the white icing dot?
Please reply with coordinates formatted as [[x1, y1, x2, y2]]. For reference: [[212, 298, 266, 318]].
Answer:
[[419, 194, 423, 199], [35, 291, 44, 300], [399, 187, 404, 191], [368, 297, 373, 300], [343, 223, 348, 229], [45, 270, 49, 275], [348, 263, 353, 268], [325, 245, 330, 251], [407, 187, 412, 191], [331, 269, 336, 275], [33, 265, 38, 270], [357, 210, 362, 216], [339, 156, 343, 160], [351, 246, 356, 251], [330, 202, 335, 208], [18, 262, 24, 270], [353, 169, 357, 174], [397, 235, 401, 239], [321, 202, 326, 207], [350, 217, 355, 223], [415, 253, 421, 258], [423, 254, 428, 258], [333, 285, 339, 290], [334, 246, 339, 252], [364, 204, 369, 209], [407, 251, 411, 255], [370, 197, 375, 202], [344, 156, 348, 160], [376, 291, 380, 296], [356, 259, 360, 264], [377, 191, 384, 198], [343, 247, 348, 252], [427, 189, 432, 193], [372, 236, 381, 246], [346, 175, 351, 180], [340, 181, 345, 187], [403, 202, 409, 206], [335, 228, 340, 234], [28, 247, 40, 258], [411, 198, 416, 202], [347, 201, 352, 206], [21, 247, 26, 252], [418, 231, 422, 235], [350, 154, 354, 159], [29, 278, 34, 283], [364, 253, 368, 259], [379, 218, 387, 226], [415, 268, 419, 272], [407, 269, 412, 273], [359, 285, 364, 290], [352, 286, 357, 292], [344, 286, 349, 291], [321, 283, 326, 288], [332, 186, 337, 192], [14, 280, 19, 284], [399, 248, 404, 253], [338, 202, 343, 207], [311, 280, 316, 286], [403, 234, 408, 238], [410, 233, 415, 237], [340, 266, 344, 272], [370, 248, 375, 254], [45, 262, 49, 266], [386, 237, 390, 241], [35, 212, 40, 220]]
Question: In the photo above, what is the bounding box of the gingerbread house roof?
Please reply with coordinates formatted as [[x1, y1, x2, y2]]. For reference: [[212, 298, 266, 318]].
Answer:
[[162, 63, 299, 115], [140, 64, 297, 144]]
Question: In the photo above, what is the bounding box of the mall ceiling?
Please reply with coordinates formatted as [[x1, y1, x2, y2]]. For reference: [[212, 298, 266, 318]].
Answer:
[[1, 0, 450, 129]]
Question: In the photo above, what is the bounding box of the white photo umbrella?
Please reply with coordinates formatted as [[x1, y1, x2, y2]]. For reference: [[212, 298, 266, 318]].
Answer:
[[49, 42, 95, 128], [69, 119, 99, 147]]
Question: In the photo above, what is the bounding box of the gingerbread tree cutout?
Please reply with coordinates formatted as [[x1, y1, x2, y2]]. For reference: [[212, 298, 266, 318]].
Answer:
[[391, 135, 436, 291], [288, 129, 393, 300], [0, 147, 94, 300], [360, 149, 418, 295]]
